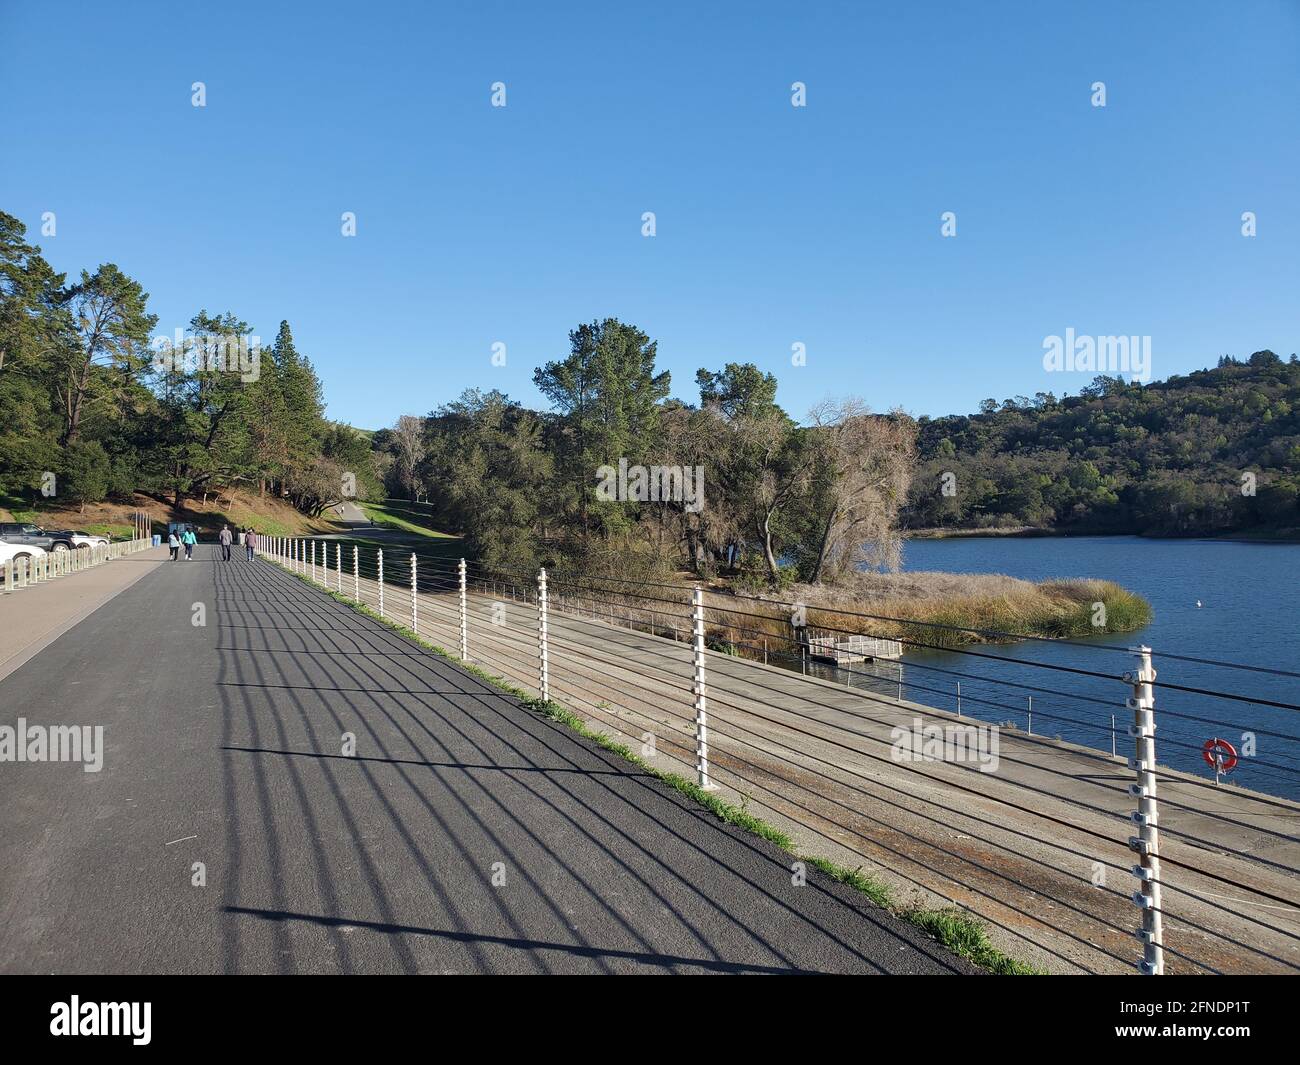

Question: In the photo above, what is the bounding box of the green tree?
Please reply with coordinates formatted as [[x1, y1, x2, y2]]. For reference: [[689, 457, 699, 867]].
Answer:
[[57, 263, 157, 446], [533, 318, 670, 544], [61, 439, 111, 512], [0, 212, 67, 498]]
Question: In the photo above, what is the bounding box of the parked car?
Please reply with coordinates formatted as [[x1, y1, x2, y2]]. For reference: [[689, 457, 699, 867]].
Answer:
[[69, 531, 110, 549], [0, 522, 76, 553], [0, 541, 46, 590], [0, 540, 47, 567]]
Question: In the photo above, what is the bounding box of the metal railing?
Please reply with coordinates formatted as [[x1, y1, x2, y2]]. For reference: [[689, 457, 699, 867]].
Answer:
[[256, 535, 1300, 977], [2, 537, 154, 592]]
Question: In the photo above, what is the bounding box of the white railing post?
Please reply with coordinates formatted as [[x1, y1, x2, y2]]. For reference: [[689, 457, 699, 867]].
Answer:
[[353, 546, 359, 602], [1126, 645, 1163, 975], [410, 553, 418, 634], [377, 549, 385, 619], [692, 585, 717, 790], [458, 558, 469, 661], [336, 543, 342, 592], [537, 568, 549, 702]]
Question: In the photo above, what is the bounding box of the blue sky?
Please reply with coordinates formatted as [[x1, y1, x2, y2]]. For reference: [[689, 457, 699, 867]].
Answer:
[[2, 0, 1296, 429]]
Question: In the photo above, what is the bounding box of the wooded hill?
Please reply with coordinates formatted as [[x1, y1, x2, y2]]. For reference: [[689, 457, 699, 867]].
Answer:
[[0, 211, 380, 517], [901, 355, 1300, 538]]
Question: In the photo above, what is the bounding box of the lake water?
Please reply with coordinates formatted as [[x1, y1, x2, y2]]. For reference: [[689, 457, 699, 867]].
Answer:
[[831, 537, 1300, 799]]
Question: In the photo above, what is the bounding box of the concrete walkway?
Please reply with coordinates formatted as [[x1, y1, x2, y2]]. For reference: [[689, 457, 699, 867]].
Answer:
[[0, 545, 169, 682]]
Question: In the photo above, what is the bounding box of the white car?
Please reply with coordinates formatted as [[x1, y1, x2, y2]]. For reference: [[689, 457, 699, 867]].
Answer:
[[0, 541, 48, 580], [69, 532, 110, 549]]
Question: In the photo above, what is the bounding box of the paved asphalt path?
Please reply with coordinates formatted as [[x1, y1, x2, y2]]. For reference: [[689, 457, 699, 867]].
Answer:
[[0, 546, 976, 974]]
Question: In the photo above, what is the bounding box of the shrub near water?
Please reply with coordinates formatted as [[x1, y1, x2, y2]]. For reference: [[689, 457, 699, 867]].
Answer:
[[757, 571, 1152, 648]]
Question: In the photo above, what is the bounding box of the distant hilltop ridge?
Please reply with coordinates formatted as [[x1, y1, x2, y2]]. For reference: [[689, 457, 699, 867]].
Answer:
[[903, 352, 1300, 539]]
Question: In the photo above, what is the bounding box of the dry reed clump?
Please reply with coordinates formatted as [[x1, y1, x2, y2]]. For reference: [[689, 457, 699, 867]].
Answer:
[[733, 571, 1151, 648]]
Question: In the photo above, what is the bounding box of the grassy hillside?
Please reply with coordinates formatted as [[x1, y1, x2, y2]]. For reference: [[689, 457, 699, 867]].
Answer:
[[349, 499, 463, 560], [360, 499, 457, 540]]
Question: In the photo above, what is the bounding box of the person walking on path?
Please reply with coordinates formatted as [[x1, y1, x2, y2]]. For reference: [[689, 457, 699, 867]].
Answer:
[[167, 531, 180, 561], [219, 524, 233, 562], [244, 529, 257, 561], [182, 526, 197, 561]]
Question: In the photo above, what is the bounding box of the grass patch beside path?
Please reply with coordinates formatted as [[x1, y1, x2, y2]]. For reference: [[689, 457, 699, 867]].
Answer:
[[273, 562, 1044, 975], [906, 908, 1042, 975]]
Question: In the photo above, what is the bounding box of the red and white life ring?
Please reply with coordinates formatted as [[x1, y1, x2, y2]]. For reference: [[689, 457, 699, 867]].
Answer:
[[1202, 737, 1238, 773]]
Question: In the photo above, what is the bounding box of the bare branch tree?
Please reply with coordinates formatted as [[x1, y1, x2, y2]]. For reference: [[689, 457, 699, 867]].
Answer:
[[806, 398, 917, 583]]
